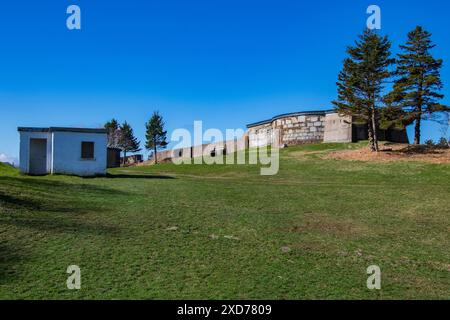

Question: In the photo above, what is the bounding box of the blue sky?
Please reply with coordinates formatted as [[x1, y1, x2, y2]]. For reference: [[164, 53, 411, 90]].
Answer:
[[1, 0, 449, 163]]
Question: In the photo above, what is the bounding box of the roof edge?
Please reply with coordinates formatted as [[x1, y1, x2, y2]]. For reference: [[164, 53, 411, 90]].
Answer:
[[246, 109, 336, 128], [18, 127, 107, 134]]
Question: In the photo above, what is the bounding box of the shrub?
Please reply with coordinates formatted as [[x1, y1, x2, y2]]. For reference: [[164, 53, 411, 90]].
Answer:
[[437, 137, 449, 149]]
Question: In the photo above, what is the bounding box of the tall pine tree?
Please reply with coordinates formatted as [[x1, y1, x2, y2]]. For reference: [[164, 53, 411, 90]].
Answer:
[[119, 121, 141, 164], [145, 111, 168, 164], [388, 26, 449, 145], [333, 29, 394, 152]]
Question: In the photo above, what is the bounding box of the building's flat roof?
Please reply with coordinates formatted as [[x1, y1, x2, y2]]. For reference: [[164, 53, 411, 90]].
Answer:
[[18, 127, 107, 134], [246, 109, 336, 128]]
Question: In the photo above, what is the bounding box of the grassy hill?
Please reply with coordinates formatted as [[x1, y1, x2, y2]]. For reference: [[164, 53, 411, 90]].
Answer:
[[0, 143, 449, 299], [0, 162, 18, 176]]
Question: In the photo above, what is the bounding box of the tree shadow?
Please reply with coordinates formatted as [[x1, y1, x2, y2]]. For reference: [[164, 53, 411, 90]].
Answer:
[[381, 144, 446, 155]]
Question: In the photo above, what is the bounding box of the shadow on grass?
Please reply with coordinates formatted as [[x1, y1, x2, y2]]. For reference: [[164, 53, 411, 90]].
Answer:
[[0, 215, 119, 285], [0, 176, 129, 196], [0, 176, 123, 285], [105, 173, 175, 180], [0, 176, 126, 217], [0, 217, 119, 236], [0, 193, 42, 211], [0, 243, 28, 285]]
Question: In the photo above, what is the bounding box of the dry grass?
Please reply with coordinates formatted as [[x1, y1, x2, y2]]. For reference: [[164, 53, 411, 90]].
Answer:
[[287, 213, 371, 238], [327, 143, 450, 164]]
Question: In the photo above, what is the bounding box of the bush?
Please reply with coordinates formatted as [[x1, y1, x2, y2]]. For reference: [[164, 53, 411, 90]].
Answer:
[[425, 139, 435, 147], [437, 137, 449, 149]]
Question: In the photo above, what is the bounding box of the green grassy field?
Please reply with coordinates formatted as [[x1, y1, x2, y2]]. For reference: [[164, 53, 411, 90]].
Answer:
[[1, 143, 449, 299]]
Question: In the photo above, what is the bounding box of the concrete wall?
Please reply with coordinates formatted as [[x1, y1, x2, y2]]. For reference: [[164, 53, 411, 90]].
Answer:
[[147, 135, 248, 165], [248, 113, 330, 148], [19, 131, 52, 174], [276, 114, 326, 145], [52, 132, 107, 176], [323, 113, 352, 143], [248, 123, 273, 148]]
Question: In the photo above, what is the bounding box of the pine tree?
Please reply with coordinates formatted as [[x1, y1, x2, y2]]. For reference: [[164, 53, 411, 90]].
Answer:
[[388, 26, 449, 145], [104, 119, 121, 148], [332, 29, 395, 152], [145, 111, 168, 164], [119, 121, 141, 164]]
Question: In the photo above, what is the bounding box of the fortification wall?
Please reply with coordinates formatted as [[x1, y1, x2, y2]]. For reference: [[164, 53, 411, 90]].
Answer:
[[275, 114, 326, 145], [248, 123, 273, 148], [137, 110, 409, 167], [248, 112, 335, 148], [323, 113, 353, 143], [146, 134, 248, 165]]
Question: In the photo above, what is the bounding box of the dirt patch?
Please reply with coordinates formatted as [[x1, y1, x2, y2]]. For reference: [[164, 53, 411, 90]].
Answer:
[[288, 150, 331, 160], [288, 213, 370, 238], [327, 144, 450, 164], [135, 157, 174, 166]]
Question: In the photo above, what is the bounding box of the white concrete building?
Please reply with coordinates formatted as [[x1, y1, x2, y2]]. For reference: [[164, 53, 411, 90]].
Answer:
[[18, 127, 108, 176]]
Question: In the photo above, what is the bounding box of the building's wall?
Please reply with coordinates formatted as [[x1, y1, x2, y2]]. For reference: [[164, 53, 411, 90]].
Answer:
[[146, 135, 248, 165], [248, 123, 273, 148], [275, 115, 326, 145], [52, 132, 107, 176], [248, 114, 329, 148], [323, 113, 353, 143], [19, 131, 52, 174]]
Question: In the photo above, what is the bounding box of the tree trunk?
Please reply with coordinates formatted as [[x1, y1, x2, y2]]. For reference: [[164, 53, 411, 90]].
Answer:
[[368, 121, 376, 152], [414, 112, 422, 145], [154, 144, 158, 165], [367, 107, 379, 152], [123, 151, 127, 166], [415, 80, 423, 145], [371, 109, 379, 152]]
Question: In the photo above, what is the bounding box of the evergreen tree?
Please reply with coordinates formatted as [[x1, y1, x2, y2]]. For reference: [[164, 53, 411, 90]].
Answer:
[[119, 121, 141, 164], [145, 111, 168, 164], [388, 26, 449, 145], [104, 118, 121, 148], [332, 29, 395, 152]]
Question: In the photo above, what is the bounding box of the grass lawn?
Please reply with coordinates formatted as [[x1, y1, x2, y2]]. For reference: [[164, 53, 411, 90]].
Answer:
[[0, 143, 449, 299]]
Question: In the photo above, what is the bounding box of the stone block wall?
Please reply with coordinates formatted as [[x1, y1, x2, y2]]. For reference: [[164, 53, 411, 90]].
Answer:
[[248, 123, 273, 148], [248, 112, 330, 148], [275, 115, 326, 145]]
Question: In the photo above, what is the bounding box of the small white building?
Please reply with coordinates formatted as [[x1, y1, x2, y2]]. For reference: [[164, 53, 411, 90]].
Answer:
[[18, 127, 108, 176]]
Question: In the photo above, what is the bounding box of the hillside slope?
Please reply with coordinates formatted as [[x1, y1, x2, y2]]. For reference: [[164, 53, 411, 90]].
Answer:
[[1, 143, 449, 299]]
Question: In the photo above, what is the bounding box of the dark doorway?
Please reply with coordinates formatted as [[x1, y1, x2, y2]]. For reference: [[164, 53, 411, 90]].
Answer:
[[29, 139, 47, 175]]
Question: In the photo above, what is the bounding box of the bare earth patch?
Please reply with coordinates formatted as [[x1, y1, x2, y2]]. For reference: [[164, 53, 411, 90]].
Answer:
[[327, 143, 450, 164], [288, 213, 371, 238]]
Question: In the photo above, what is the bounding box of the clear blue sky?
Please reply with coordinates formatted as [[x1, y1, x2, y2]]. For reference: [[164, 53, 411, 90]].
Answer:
[[1, 0, 449, 163]]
